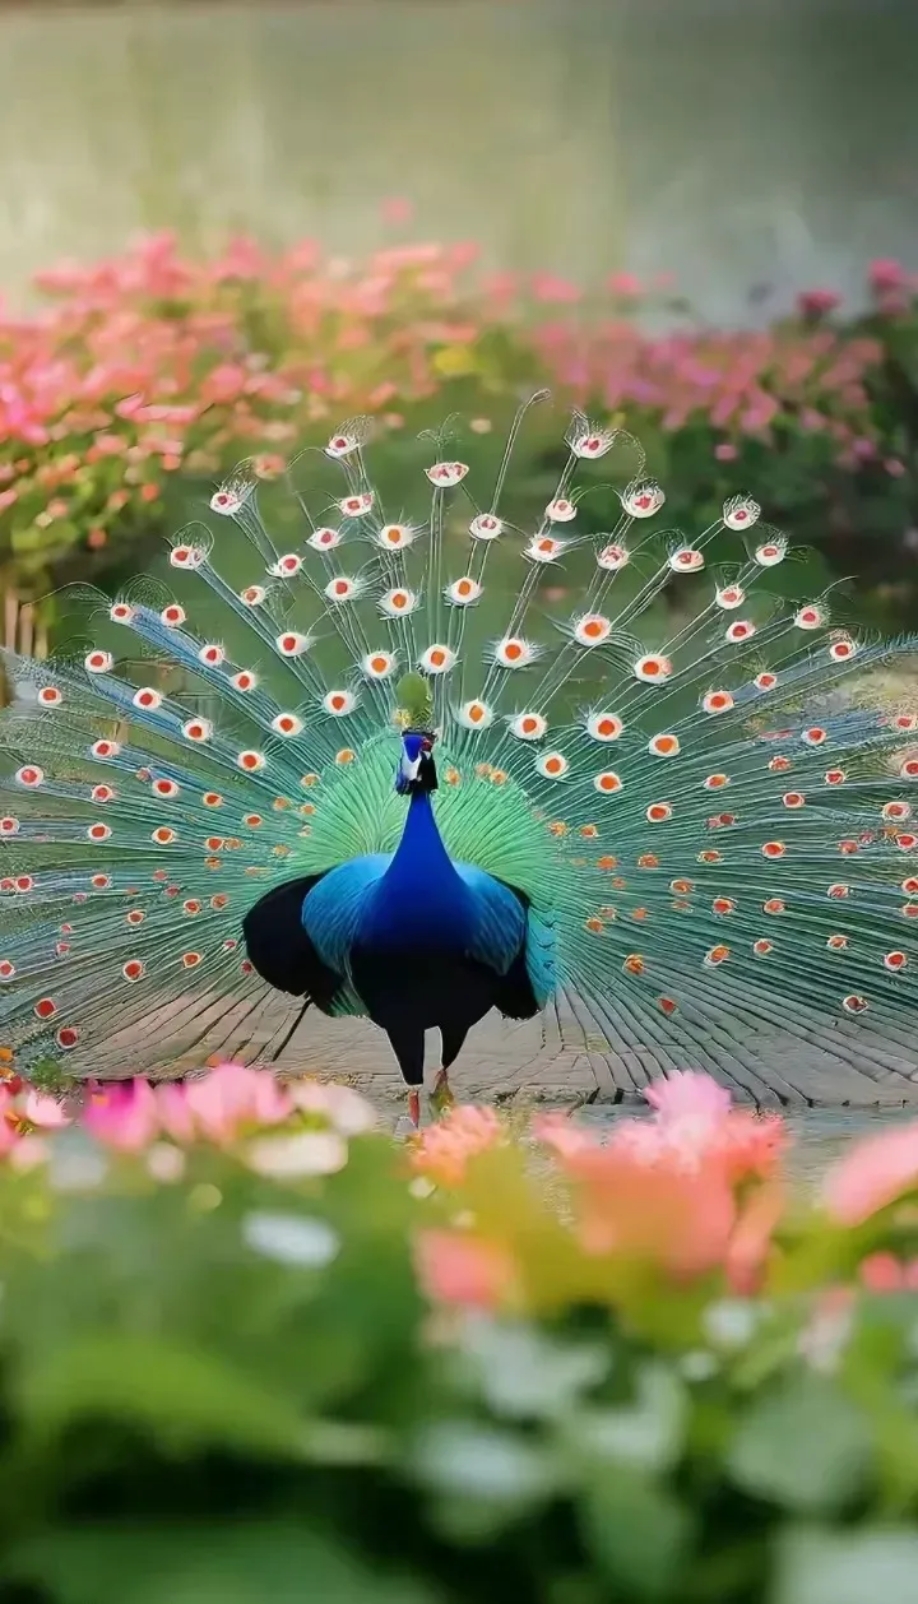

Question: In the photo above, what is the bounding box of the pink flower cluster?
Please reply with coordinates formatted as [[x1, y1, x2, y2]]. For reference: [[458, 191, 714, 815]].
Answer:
[[0, 235, 912, 578]]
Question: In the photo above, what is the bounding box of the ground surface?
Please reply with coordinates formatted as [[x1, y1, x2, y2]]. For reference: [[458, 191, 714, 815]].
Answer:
[[116, 986, 918, 1114]]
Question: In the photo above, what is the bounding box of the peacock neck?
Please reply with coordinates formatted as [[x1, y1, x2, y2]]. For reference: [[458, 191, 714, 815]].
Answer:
[[388, 789, 459, 888]]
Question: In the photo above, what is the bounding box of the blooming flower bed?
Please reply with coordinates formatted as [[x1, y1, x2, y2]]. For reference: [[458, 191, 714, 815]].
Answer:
[[1, 235, 917, 626], [1, 1064, 918, 1601]]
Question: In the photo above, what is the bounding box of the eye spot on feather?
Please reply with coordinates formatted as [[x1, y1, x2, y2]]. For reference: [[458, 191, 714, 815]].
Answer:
[[469, 513, 503, 541], [795, 604, 827, 630], [152, 826, 176, 845], [546, 496, 576, 522], [272, 714, 303, 737], [703, 690, 733, 715], [634, 654, 672, 683], [802, 726, 827, 746], [884, 950, 908, 971], [338, 491, 375, 517], [703, 773, 730, 790], [753, 537, 784, 565], [16, 765, 44, 789], [538, 752, 569, 780], [768, 755, 793, 773], [56, 1026, 79, 1050], [525, 534, 568, 563], [547, 821, 569, 837], [182, 718, 213, 743], [597, 855, 618, 870], [380, 587, 418, 617], [588, 713, 624, 742], [826, 934, 848, 950], [85, 650, 114, 674], [715, 584, 745, 610], [704, 945, 730, 967], [38, 685, 63, 707], [323, 690, 356, 717], [593, 771, 622, 794], [724, 495, 761, 531], [270, 553, 303, 577], [824, 768, 845, 786], [160, 604, 186, 628], [622, 482, 665, 519], [827, 883, 851, 899], [126, 909, 145, 926], [336, 748, 356, 765], [170, 543, 206, 569], [202, 792, 223, 808], [182, 952, 203, 969], [842, 993, 869, 1014], [122, 960, 145, 983], [446, 576, 482, 606], [648, 733, 679, 757], [152, 778, 180, 799], [0, 817, 18, 835], [783, 791, 805, 809], [419, 645, 456, 675], [762, 841, 786, 859], [236, 751, 266, 773], [637, 853, 659, 868], [712, 896, 735, 915], [580, 824, 599, 839], [110, 603, 135, 623], [459, 700, 493, 730], [494, 636, 537, 667], [697, 849, 722, 864], [670, 878, 694, 894], [584, 916, 605, 933], [753, 939, 774, 957], [623, 954, 645, 975], [87, 823, 112, 842], [646, 802, 672, 822], [574, 614, 613, 648], [669, 546, 705, 573], [426, 463, 468, 488], [510, 712, 547, 741], [597, 543, 629, 571], [896, 833, 918, 852], [445, 767, 462, 785]]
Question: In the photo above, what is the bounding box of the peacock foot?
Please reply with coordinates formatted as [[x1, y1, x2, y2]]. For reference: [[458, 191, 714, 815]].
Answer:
[[393, 1086, 422, 1142], [430, 1069, 455, 1119]]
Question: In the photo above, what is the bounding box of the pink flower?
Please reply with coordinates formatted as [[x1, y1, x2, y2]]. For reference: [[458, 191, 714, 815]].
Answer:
[[868, 258, 907, 292], [414, 1229, 516, 1309], [644, 1070, 732, 1127], [409, 1104, 502, 1187], [823, 1122, 918, 1225], [82, 1080, 160, 1151], [569, 1146, 737, 1277], [181, 1062, 293, 1143], [23, 1092, 71, 1129], [885, 458, 906, 477], [797, 288, 841, 318], [531, 272, 581, 305], [380, 196, 415, 227], [606, 272, 643, 298], [714, 442, 738, 462]]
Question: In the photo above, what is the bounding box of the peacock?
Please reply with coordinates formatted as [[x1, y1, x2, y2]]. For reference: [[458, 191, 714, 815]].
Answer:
[[3, 391, 918, 1127]]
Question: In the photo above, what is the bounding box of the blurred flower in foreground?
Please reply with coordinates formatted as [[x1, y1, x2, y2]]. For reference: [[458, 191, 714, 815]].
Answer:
[[822, 1120, 918, 1226], [415, 1228, 517, 1310], [409, 1104, 502, 1187]]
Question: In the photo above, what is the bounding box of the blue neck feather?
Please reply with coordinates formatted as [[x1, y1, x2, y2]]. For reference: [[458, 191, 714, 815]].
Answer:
[[361, 790, 472, 950]]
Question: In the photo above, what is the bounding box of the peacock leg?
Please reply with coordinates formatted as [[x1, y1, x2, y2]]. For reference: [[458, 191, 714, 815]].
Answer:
[[386, 1024, 426, 1134], [431, 1022, 466, 1117]]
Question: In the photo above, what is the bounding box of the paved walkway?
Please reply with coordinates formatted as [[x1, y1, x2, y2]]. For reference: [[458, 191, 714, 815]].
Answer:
[[109, 987, 918, 1112]]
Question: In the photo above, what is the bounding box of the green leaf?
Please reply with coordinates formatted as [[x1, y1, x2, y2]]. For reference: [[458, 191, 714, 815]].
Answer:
[[17, 1333, 306, 1459], [579, 1470, 693, 1601], [728, 1374, 872, 1513], [6, 1521, 442, 1604], [774, 1527, 918, 1604]]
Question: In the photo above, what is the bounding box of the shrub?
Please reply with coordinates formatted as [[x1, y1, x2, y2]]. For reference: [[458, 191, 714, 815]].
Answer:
[[1, 236, 917, 627], [0, 1066, 916, 1601]]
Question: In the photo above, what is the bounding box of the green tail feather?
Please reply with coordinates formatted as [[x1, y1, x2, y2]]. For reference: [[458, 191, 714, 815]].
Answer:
[[1, 396, 917, 1090]]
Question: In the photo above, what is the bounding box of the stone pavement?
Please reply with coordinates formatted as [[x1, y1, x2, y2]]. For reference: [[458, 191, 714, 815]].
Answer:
[[102, 986, 918, 1113]]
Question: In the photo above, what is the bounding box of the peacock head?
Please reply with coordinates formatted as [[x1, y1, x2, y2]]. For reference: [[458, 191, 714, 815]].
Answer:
[[397, 731, 438, 796]]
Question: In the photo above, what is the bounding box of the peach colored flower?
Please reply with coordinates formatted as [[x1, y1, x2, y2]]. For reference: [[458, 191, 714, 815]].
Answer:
[[414, 1228, 516, 1309], [570, 1145, 736, 1278], [409, 1104, 502, 1187], [823, 1122, 918, 1225]]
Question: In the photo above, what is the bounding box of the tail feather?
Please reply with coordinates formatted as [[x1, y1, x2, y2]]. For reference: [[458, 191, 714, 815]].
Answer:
[[1, 395, 918, 1089]]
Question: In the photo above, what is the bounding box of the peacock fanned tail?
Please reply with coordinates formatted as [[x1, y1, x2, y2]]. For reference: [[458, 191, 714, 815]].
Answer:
[[2, 393, 918, 1094]]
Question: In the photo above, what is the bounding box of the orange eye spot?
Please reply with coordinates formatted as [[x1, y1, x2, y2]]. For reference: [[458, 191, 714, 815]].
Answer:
[[623, 954, 645, 976]]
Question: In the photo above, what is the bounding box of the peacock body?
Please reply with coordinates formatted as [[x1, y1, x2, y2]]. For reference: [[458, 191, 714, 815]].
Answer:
[[3, 394, 918, 1117]]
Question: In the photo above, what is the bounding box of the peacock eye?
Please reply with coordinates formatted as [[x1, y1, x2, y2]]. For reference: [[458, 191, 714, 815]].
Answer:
[[421, 738, 433, 752]]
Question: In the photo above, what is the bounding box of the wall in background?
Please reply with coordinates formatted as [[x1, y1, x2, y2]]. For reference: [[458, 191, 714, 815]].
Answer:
[[0, 0, 916, 320]]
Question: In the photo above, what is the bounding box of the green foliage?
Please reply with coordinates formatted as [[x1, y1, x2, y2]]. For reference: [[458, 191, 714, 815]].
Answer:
[[0, 1075, 916, 1603]]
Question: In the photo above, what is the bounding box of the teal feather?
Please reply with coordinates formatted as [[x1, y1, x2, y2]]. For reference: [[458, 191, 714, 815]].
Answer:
[[0, 398, 917, 1088]]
